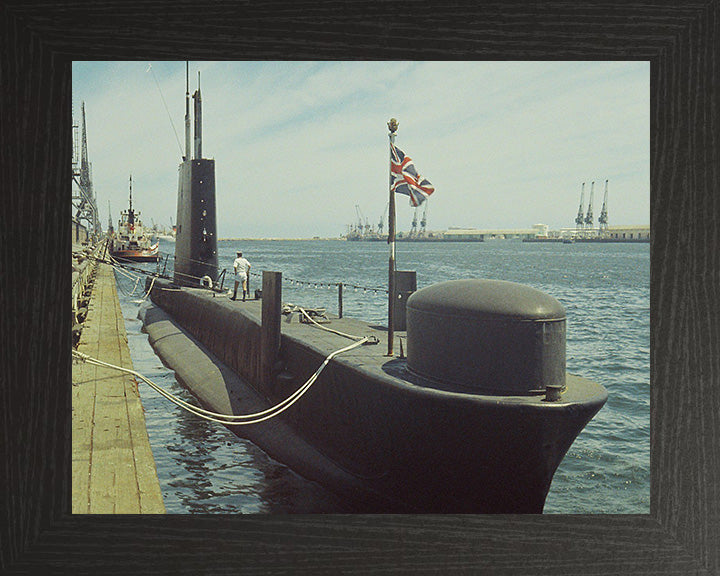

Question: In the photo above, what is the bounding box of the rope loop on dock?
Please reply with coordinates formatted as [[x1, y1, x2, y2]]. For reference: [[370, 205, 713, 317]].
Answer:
[[72, 336, 368, 426]]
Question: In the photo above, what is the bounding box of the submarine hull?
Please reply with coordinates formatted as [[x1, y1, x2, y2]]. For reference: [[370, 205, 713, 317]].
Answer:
[[145, 279, 607, 513]]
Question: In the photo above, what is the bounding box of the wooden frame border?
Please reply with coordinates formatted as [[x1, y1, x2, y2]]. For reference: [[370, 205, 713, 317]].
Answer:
[[1, 2, 717, 574]]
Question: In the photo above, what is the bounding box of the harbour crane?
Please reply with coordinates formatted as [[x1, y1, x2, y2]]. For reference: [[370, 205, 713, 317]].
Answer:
[[584, 181, 595, 236], [575, 182, 585, 234], [71, 102, 101, 238], [410, 207, 418, 238], [355, 204, 364, 237], [378, 203, 389, 236], [419, 201, 428, 237], [598, 180, 609, 235]]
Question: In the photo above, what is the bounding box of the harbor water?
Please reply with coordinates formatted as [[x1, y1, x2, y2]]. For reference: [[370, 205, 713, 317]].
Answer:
[[117, 238, 649, 514]]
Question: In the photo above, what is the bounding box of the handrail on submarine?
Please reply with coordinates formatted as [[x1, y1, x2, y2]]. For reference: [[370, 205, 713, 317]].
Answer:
[[162, 249, 389, 295], [99, 247, 395, 323]]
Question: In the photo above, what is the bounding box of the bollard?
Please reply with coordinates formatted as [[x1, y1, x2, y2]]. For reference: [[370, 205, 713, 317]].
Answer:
[[337, 283, 343, 318], [261, 271, 282, 385], [545, 384, 563, 402]]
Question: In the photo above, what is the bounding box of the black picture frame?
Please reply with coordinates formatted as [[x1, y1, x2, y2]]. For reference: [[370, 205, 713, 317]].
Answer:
[[1, 2, 717, 574]]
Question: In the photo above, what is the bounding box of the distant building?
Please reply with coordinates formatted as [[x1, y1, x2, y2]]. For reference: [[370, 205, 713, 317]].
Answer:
[[531, 223, 550, 237], [72, 217, 91, 244], [442, 225, 549, 241], [559, 224, 650, 241], [604, 225, 650, 240], [441, 223, 650, 242]]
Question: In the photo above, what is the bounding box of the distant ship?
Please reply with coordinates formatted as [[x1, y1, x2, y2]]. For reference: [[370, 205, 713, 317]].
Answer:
[[109, 175, 159, 262], [156, 228, 176, 242]]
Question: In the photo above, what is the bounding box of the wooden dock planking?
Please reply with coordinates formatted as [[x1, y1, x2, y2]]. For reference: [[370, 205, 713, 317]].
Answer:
[[72, 263, 165, 514]]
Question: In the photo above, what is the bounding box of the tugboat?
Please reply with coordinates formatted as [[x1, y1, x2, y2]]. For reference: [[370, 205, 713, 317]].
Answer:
[[109, 175, 159, 262]]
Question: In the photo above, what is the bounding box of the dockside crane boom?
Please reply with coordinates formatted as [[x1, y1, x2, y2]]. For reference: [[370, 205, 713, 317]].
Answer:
[[410, 207, 418, 237], [575, 182, 585, 233], [598, 179, 609, 235], [584, 181, 595, 234], [72, 102, 100, 237]]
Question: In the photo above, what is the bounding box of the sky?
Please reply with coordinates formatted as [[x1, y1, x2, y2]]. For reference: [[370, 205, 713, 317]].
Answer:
[[72, 61, 649, 239]]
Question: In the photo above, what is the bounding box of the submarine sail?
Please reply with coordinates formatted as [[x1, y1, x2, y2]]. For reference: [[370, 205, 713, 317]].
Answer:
[[174, 66, 218, 286]]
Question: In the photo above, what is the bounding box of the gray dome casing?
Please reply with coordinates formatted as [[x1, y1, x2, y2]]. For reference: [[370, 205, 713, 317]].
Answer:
[[406, 279, 566, 394]]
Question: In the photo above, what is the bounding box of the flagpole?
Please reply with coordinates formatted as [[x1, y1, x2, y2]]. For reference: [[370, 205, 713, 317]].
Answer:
[[387, 118, 398, 356]]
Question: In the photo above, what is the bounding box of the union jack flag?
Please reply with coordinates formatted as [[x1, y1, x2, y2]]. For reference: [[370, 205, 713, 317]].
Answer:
[[390, 143, 435, 207]]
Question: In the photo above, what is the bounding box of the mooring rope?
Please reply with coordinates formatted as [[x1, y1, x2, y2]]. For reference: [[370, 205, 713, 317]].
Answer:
[[72, 336, 369, 426], [105, 255, 151, 298], [130, 276, 157, 304], [284, 304, 379, 343], [110, 259, 143, 282]]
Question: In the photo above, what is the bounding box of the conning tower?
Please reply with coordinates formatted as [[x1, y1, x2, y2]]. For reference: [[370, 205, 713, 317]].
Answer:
[[174, 66, 218, 287]]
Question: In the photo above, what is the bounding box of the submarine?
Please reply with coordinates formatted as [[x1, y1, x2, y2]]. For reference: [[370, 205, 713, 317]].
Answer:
[[141, 68, 608, 513]]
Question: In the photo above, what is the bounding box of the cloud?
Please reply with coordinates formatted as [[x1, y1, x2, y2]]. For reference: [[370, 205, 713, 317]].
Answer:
[[72, 61, 649, 237]]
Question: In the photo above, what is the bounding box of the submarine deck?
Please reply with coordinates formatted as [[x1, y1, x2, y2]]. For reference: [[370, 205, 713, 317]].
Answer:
[[72, 263, 165, 514], [185, 287, 605, 406]]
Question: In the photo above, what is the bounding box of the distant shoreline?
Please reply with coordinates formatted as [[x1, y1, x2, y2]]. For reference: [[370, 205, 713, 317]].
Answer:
[[219, 237, 345, 242]]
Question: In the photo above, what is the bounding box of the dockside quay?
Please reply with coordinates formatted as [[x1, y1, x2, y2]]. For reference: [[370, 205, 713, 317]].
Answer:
[[72, 239, 165, 514]]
